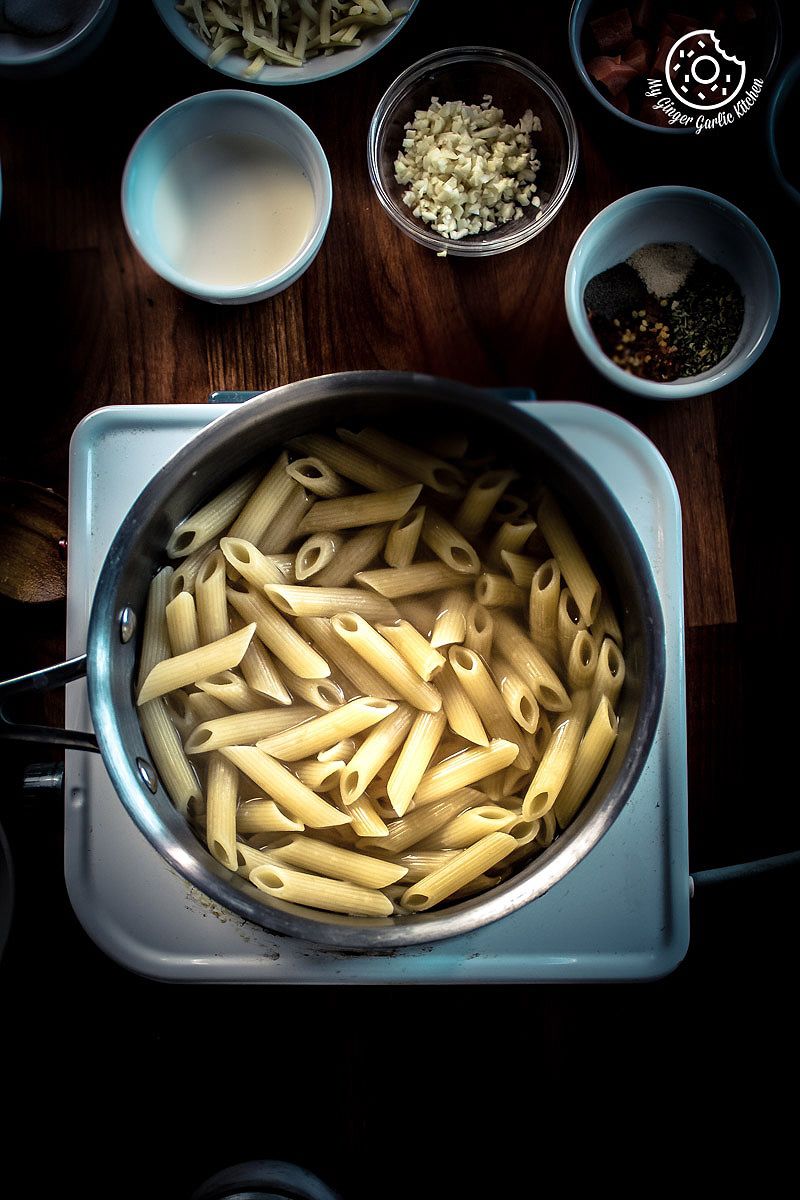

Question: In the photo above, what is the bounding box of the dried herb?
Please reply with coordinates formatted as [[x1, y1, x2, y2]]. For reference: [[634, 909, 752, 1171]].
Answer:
[[669, 259, 744, 377]]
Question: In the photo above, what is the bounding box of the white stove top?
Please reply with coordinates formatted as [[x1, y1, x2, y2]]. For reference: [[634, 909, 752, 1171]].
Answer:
[[64, 399, 689, 982]]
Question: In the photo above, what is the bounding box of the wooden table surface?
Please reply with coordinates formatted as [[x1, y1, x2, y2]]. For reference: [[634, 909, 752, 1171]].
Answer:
[[1, 2, 796, 1195]]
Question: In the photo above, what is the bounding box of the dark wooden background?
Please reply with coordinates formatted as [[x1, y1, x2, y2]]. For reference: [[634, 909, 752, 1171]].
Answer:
[[1, 2, 796, 1195]]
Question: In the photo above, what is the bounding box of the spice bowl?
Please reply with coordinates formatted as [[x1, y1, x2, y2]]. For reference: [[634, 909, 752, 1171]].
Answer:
[[564, 186, 780, 399], [368, 46, 579, 257]]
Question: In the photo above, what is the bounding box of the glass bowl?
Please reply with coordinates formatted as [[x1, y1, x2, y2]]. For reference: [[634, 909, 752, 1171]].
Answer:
[[368, 46, 579, 257]]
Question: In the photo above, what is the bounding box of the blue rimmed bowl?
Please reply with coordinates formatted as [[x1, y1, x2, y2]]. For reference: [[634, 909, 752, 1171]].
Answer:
[[767, 55, 800, 206], [564, 185, 780, 399]]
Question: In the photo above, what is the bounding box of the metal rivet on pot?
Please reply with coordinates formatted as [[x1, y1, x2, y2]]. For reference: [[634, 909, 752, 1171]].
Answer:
[[136, 757, 158, 793], [119, 607, 137, 643]]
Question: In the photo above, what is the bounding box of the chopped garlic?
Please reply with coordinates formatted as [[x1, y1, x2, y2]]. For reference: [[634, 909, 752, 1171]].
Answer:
[[394, 96, 542, 240]]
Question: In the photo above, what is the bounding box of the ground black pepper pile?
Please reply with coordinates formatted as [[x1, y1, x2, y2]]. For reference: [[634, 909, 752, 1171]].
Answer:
[[584, 244, 744, 382]]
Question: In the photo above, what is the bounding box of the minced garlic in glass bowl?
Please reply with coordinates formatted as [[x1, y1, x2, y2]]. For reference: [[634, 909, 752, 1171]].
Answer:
[[394, 96, 542, 241], [368, 47, 579, 258]]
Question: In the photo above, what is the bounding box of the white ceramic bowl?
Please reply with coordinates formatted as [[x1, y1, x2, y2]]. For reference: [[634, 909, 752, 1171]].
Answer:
[[152, 0, 421, 87], [564, 186, 780, 399], [121, 89, 332, 305]]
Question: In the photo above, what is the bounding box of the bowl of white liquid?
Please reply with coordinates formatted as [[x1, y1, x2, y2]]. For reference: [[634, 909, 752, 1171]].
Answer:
[[122, 90, 332, 305]]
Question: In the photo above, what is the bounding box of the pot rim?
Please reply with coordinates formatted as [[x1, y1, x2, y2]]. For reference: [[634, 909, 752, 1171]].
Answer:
[[87, 371, 666, 949]]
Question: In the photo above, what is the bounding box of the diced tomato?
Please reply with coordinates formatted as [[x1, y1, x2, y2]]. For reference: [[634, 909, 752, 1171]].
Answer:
[[590, 7, 634, 52], [587, 54, 640, 96], [623, 37, 650, 73]]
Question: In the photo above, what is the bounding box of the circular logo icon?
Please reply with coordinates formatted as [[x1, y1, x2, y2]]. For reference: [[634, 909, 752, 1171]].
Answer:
[[665, 29, 747, 111]]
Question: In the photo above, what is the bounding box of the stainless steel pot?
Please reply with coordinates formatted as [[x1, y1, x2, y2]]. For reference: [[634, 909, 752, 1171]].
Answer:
[[0, 372, 666, 949]]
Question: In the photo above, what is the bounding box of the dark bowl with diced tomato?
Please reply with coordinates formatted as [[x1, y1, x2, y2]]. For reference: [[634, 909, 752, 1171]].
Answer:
[[569, 0, 782, 133]]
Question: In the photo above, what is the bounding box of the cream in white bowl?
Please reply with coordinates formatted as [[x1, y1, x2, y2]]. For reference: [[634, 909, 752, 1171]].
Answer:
[[122, 90, 332, 305]]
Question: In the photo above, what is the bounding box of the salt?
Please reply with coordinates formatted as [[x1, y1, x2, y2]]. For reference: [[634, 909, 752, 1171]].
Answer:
[[627, 242, 697, 299]]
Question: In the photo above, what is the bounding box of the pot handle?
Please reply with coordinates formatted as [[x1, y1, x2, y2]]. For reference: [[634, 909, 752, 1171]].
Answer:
[[0, 655, 99, 752]]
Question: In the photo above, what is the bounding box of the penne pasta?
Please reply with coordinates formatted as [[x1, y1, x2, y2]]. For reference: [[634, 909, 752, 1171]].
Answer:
[[337, 426, 465, 495], [184, 705, 318, 755], [312, 524, 389, 587], [288, 432, 408, 491], [386, 709, 448, 817], [267, 834, 407, 889], [475, 572, 526, 609], [413, 739, 520, 807], [228, 453, 296, 546], [454, 468, 519, 539], [557, 586, 587, 666], [264, 583, 398, 623], [220, 536, 287, 589], [226, 584, 331, 679], [294, 533, 343, 581], [236, 798, 304, 835], [236, 619, 292, 705], [287, 456, 349, 498], [318, 738, 357, 763], [138, 698, 202, 816], [295, 616, 401, 701], [221, 745, 352, 828], [165, 590, 200, 657], [537, 492, 601, 626], [448, 646, 532, 769], [195, 549, 230, 644], [166, 466, 261, 558], [296, 484, 422, 534], [430, 587, 471, 649], [249, 861, 393, 918], [567, 629, 598, 692], [338, 705, 415, 804], [169, 543, 216, 599], [522, 691, 591, 820], [434, 662, 489, 748], [529, 558, 561, 668], [554, 696, 618, 829], [293, 758, 346, 793], [275, 663, 345, 711], [137, 567, 174, 689], [421, 510, 481, 575], [137, 623, 256, 705], [492, 610, 571, 712], [344, 793, 390, 838], [355, 562, 468, 598], [205, 752, 239, 870], [420, 805, 517, 850], [589, 637, 626, 715], [376, 620, 446, 682], [500, 550, 539, 590], [330, 613, 443, 712], [364, 789, 479, 854], [488, 516, 537, 566], [384, 505, 425, 568], [195, 669, 266, 713], [257, 483, 315, 553], [593, 592, 624, 649], [257, 696, 398, 762], [400, 832, 517, 911], [464, 602, 494, 660]]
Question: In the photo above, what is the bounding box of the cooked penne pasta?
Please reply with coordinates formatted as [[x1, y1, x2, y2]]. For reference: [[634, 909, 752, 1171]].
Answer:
[[464, 602, 494, 659], [297, 483, 422, 534], [195, 549, 229, 644], [413, 739, 520, 806], [312, 524, 389, 587], [226, 585, 330, 679], [434, 663, 489, 748], [343, 793, 390, 838], [295, 616, 401, 701], [165, 590, 200, 656], [449, 646, 532, 769], [522, 691, 591, 820], [454, 468, 519, 539], [492, 610, 571, 712], [249, 861, 394, 918], [220, 537, 287, 589], [206, 752, 239, 870], [275, 663, 345, 711], [257, 696, 398, 762], [169, 544, 215, 599], [264, 583, 397, 623], [537, 493, 601, 626], [137, 623, 256, 705], [185, 705, 317, 754], [289, 432, 408, 491], [339, 705, 415, 804], [185, 690, 229, 724], [293, 758, 346, 793], [488, 516, 537, 565], [137, 567, 174, 688], [164, 690, 196, 741], [430, 588, 471, 649], [330, 613, 442, 712], [376, 620, 446, 682], [337, 427, 465, 495], [294, 533, 343, 581], [557, 586, 587, 666], [227, 453, 296, 546], [475, 572, 526, 609], [386, 709, 448, 817], [593, 592, 624, 649], [567, 630, 598, 691], [318, 738, 357, 763], [364, 789, 479, 854], [195, 669, 266, 713], [491, 494, 528, 523], [257, 483, 315, 554], [166, 466, 261, 559], [529, 558, 561, 668], [384, 505, 425, 568], [420, 804, 517, 850], [287, 456, 349, 498], [393, 595, 440, 636], [536, 809, 557, 849], [400, 832, 517, 910], [236, 621, 292, 705], [267, 834, 407, 889], [500, 550, 538, 590], [138, 698, 202, 816], [221, 746, 352, 828], [589, 637, 626, 715], [355, 562, 468, 598], [236, 798, 304, 835], [421, 510, 481, 574], [554, 696, 618, 829]]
